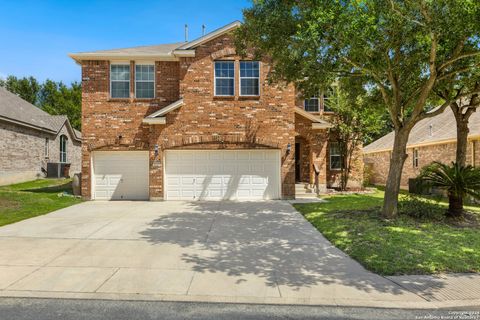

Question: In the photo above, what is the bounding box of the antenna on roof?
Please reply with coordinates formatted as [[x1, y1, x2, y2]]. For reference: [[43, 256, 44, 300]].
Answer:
[[202, 24, 206, 36], [185, 24, 188, 42]]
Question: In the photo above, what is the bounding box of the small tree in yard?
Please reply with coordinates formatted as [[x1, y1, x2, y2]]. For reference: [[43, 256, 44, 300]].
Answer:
[[236, 0, 480, 218], [420, 162, 480, 218], [327, 79, 384, 190]]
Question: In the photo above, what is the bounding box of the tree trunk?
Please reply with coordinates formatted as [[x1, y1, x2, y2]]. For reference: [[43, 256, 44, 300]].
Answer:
[[451, 102, 475, 167], [447, 193, 464, 218], [382, 129, 410, 219], [454, 113, 470, 167]]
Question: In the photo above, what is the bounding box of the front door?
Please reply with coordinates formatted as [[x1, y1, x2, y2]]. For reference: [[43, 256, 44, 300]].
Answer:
[[295, 143, 301, 182]]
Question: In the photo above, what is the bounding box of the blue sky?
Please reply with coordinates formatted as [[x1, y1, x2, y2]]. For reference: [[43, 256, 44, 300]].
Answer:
[[0, 0, 249, 84]]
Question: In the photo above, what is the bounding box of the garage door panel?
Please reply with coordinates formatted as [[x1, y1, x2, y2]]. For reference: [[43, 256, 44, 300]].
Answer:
[[165, 150, 280, 200], [93, 151, 149, 200]]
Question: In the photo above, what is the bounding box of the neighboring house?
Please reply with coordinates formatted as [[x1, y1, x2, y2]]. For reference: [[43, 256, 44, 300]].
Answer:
[[69, 21, 363, 201], [363, 107, 480, 188], [0, 87, 82, 186]]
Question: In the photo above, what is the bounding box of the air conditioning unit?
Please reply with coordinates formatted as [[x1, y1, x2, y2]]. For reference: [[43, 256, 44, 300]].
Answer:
[[47, 163, 71, 178]]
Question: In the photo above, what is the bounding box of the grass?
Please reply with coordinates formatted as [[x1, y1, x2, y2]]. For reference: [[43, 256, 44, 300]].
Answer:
[[0, 179, 82, 227], [294, 189, 480, 276]]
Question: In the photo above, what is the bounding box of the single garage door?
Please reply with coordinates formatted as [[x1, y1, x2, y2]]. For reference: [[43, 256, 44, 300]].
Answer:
[[165, 150, 281, 200], [92, 151, 149, 200]]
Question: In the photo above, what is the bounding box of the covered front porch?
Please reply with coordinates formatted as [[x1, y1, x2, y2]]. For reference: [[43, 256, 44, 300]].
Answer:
[[294, 108, 332, 198]]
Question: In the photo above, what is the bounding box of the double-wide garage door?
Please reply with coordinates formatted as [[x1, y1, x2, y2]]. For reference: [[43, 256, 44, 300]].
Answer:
[[92, 151, 149, 200], [165, 150, 280, 200], [92, 150, 281, 201]]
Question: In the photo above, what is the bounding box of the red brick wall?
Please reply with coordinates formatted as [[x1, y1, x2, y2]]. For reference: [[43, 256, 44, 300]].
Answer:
[[80, 60, 179, 198], [80, 34, 297, 199]]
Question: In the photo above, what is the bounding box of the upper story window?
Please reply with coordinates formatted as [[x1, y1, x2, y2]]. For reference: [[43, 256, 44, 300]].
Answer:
[[110, 64, 130, 98], [304, 87, 335, 113], [135, 64, 155, 99], [214, 61, 235, 96], [240, 61, 260, 96], [330, 142, 343, 170], [304, 97, 319, 112], [60, 135, 67, 163]]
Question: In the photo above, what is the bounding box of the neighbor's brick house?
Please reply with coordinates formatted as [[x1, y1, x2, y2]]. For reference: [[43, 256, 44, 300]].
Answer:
[[363, 107, 480, 188], [70, 21, 363, 201], [0, 87, 82, 185]]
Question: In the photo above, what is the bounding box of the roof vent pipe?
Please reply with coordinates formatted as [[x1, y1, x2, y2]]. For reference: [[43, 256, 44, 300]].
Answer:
[[185, 24, 188, 42], [202, 24, 206, 36]]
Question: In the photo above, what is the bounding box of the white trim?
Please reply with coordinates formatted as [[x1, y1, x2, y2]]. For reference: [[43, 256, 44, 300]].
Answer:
[[172, 50, 196, 57], [239, 61, 261, 97], [110, 63, 131, 99], [329, 142, 342, 170], [146, 99, 184, 118], [177, 21, 242, 50], [135, 64, 155, 99], [214, 61, 235, 97], [142, 117, 166, 124], [295, 107, 333, 128], [69, 53, 179, 64]]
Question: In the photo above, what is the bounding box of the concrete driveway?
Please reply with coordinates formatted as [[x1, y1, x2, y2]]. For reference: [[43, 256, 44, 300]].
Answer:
[[0, 201, 425, 307]]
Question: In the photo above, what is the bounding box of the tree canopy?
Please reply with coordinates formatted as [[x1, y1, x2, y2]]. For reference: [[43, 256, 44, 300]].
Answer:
[[236, 0, 480, 218]]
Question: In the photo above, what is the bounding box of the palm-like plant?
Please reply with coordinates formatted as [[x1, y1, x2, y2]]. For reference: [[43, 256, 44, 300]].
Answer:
[[419, 162, 480, 217]]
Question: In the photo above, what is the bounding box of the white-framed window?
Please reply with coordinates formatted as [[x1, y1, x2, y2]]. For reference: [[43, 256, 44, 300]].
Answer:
[[44, 138, 49, 158], [60, 135, 67, 163], [135, 64, 155, 99], [304, 97, 319, 112], [240, 61, 260, 96], [304, 87, 335, 113], [110, 64, 130, 98], [214, 61, 235, 96], [413, 149, 419, 168], [329, 142, 343, 170]]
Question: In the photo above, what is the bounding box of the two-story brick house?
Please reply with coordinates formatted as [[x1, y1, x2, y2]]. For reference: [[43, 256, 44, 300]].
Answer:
[[70, 21, 362, 201]]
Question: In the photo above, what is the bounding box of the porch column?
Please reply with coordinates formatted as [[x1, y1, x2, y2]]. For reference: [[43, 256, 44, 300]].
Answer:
[[309, 131, 328, 193]]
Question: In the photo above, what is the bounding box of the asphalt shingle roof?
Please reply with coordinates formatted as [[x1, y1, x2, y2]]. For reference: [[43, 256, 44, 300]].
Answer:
[[363, 107, 480, 153], [0, 87, 81, 139]]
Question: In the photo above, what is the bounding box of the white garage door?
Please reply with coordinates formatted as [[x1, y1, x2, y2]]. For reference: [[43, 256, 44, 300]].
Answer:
[[165, 150, 281, 200], [93, 151, 149, 200]]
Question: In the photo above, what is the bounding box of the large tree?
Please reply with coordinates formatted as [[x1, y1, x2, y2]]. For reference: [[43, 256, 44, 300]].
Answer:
[[0, 75, 40, 104], [236, 0, 480, 218], [39, 80, 82, 130]]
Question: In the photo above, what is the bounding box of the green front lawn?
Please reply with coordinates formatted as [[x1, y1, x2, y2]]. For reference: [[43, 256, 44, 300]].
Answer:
[[0, 179, 82, 227], [294, 190, 480, 276]]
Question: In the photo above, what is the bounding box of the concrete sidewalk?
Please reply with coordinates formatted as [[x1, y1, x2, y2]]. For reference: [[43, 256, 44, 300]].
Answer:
[[0, 201, 478, 309]]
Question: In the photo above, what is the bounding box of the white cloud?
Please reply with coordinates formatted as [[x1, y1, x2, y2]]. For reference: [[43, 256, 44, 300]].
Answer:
[[0, 72, 6, 80]]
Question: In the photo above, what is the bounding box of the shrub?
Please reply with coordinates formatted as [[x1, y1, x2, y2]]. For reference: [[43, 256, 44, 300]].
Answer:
[[398, 194, 445, 220]]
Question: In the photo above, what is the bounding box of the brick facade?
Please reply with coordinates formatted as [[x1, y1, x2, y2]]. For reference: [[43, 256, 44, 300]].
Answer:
[[364, 139, 480, 188], [80, 32, 362, 200], [0, 120, 81, 186]]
